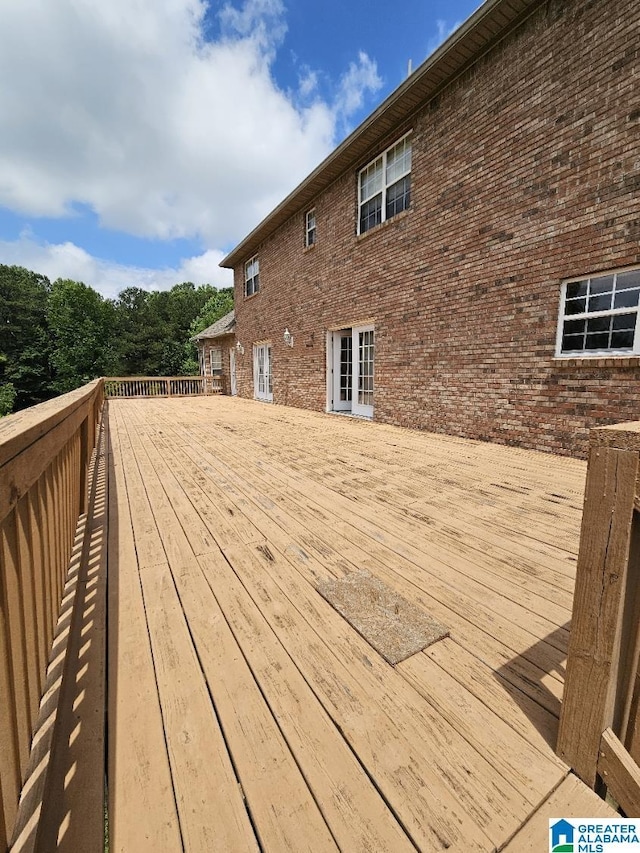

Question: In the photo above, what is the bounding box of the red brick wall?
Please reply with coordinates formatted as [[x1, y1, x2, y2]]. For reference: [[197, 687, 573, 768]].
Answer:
[[232, 0, 640, 457], [199, 337, 235, 394]]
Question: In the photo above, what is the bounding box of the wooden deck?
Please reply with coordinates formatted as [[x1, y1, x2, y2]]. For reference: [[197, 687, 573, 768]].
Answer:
[[105, 396, 614, 852]]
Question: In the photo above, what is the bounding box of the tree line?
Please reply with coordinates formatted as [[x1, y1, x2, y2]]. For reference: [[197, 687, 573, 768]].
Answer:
[[0, 264, 233, 416]]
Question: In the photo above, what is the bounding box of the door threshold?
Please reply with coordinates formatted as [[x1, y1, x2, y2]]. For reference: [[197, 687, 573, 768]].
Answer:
[[328, 411, 373, 421]]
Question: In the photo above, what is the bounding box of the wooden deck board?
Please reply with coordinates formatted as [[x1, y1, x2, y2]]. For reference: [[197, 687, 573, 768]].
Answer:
[[108, 406, 187, 853], [501, 774, 617, 851], [106, 396, 598, 852]]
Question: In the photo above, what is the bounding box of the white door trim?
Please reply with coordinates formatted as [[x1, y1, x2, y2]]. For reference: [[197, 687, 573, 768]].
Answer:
[[351, 324, 374, 418], [229, 347, 237, 396]]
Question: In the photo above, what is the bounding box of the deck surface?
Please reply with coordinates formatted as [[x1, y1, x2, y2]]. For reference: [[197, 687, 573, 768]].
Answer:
[[106, 396, 602, 852]]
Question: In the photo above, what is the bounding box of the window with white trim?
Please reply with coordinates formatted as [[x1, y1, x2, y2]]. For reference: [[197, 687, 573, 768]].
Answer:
[[358, 134, 412, 234], [305, 209, 316, 247], [209, 347, 222, 375], [556, 267, 640, 356], [245, 256, 259, 297]]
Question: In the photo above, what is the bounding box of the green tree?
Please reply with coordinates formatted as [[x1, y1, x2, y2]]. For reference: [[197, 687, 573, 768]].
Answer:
[[182, 288, 234, 373], [0, 264, 53, 409], [48, 279, 118, 393], [113, 282, 223, 376], [112, 287, 158, 375], [0, 380, 17, 416]]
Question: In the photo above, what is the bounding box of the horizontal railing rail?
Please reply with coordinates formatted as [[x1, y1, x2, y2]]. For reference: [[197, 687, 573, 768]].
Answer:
[[104, 375, 223, 398], [558, 420, 640, 815], [0, 379, 104, 850]]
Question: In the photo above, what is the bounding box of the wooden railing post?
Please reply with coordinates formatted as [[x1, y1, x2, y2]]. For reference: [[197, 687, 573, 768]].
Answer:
[[558, 424, 640, 793]]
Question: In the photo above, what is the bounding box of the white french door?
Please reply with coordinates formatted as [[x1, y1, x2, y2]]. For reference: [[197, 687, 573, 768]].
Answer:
[[332, 331, 353, 411], [253, 343, 273, 401], [328, 325, 374, 417], [351, 325, 374, 417], [229, 347, 237, 396]]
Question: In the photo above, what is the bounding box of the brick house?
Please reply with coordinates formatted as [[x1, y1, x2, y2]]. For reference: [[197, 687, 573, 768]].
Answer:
[[193, 310, 237, 395], [220, 0, 640, 456]]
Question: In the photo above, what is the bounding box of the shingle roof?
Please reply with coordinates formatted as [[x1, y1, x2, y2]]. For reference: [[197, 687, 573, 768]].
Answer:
[[220, 0, 542, 270], [192, 310, 235, 341]]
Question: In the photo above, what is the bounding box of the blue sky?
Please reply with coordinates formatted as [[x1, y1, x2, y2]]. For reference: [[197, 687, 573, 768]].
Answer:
[[0, 0, 480, 298]]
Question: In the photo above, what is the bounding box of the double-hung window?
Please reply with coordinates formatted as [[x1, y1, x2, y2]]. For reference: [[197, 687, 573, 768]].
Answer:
[[556, 267, 640, 356], [245, 256, 260, 297], [209, 347, 222, 375], [358, 134, 412, 234], [305, 209, 316, 247]]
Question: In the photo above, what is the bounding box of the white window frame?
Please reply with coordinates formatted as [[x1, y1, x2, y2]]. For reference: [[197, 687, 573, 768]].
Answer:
[[555, 265, 640, 357], [245, 256, 260, 297], [358, 133, 412, 235], [209, 347, 222, 375], [305, 208, 316, 248]]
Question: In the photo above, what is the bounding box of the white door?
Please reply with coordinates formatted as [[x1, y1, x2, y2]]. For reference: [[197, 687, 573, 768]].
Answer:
[[253, 344, 273, 401], [332, 331, 353, 411], [229, 347, 237, 396], [351, 325, 374, 417]]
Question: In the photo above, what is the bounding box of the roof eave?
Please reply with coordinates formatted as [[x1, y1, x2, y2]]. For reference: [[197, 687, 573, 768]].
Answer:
[[194, 329, 235, 342], [220, 0, 541, 270]]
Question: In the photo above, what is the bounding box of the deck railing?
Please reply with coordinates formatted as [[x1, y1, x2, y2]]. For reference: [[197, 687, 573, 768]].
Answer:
[[105, 375, 222, 398], [0, 379, 104, 850], [558, 421, 640, 815]]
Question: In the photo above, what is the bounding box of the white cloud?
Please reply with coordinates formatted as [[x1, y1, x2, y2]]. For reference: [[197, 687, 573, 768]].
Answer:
[[333, 52, 383, 135], [0, 234, 232, 300], [0, 0, 382, 252], [219, 0, 287, 60], [297, 67, 320, 101], [426, 19, 463, 59]]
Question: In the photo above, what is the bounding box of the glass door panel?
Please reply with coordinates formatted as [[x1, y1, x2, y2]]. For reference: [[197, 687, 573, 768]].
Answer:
[[253, 343, 273, 401], [332, 331, 352, 411], [351, 325, 374, 417]]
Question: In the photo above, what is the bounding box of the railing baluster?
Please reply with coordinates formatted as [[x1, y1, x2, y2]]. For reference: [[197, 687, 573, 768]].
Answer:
[[0, 553, 21, 845], [15, 495, 41, 727], [1, 509, 33, 775], [51, 458, 64, 613], [27, 487, 47, 697]]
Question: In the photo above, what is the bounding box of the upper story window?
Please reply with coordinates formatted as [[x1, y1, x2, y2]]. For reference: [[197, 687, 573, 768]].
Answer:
[[305, 208, 316, 248], [556, 267, 640, 356], [358, 134, 412, 234], [209, 347, 222, 375], [245, 256, 259, 297]]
